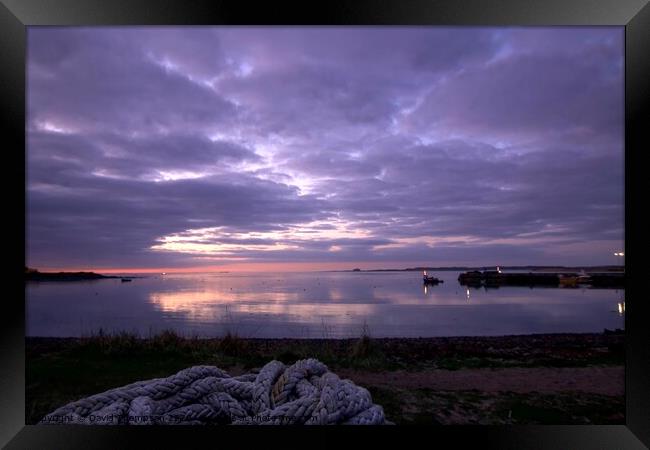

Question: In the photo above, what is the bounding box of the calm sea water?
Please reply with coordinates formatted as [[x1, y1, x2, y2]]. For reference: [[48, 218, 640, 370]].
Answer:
[[26, 271, 625, 338]]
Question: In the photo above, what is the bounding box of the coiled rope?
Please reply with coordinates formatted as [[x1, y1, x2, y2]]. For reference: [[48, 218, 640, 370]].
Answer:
[[41, 359, 389, 425]]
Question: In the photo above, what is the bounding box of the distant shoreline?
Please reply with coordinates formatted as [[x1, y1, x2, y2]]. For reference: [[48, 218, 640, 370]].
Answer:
[[25, 265, 625, 277], [25, 271, 116, 282], [25, 268, 146, 282], [333, 265, 625, 273]]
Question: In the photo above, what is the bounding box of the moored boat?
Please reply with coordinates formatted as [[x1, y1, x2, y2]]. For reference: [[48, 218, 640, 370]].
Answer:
[[422, 271, 443, 285]]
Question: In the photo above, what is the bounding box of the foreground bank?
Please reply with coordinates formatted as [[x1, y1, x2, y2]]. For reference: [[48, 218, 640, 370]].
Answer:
[[26, 331, 625, 425]]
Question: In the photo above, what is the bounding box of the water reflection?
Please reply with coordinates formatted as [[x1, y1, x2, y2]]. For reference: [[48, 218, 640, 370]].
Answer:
[[26, 271, 626, 338], [148, 287, 377, 324]]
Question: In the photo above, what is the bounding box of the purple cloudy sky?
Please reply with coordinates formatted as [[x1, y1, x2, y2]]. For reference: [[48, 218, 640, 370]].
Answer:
[[26, 27, 624, 271]]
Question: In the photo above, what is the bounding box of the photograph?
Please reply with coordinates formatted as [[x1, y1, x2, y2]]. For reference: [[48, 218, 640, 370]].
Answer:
[[23, 25, 629, 428]]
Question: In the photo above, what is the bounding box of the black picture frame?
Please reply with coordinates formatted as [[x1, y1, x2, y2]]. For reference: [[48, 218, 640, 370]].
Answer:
[[2, 0, 648, 448]]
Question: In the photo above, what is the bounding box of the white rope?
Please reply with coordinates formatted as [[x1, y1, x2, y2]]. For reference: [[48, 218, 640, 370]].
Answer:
[[40, 359, 389, 425]]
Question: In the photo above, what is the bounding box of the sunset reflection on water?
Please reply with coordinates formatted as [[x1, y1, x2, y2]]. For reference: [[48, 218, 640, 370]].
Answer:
[[27, 271, 625, 338]]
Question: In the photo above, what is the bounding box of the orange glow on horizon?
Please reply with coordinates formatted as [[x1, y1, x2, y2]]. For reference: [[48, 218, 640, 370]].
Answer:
[[35, 261, 432, 274]]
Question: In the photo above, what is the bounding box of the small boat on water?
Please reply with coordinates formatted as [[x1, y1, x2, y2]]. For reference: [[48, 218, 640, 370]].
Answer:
[[121, 278, 132, 282], [422, 271, 443, 285]]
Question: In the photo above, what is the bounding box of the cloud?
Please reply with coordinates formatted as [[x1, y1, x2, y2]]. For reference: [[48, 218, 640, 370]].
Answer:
[[26, 27, 624, 269], [28, 28, 237, 136], [405, 28, 623, 144]]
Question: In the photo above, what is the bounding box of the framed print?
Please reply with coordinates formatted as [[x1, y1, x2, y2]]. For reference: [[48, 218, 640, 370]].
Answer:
[[2, 0, 649, 448]]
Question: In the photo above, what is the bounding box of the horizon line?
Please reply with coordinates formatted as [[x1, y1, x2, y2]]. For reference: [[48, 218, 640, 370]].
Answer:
[[28, 261, 624, 274]]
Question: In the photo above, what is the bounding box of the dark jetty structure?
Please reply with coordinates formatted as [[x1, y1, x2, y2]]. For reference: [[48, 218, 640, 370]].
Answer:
[[458, 268, 624, 289], [588, 273, 625, 288]]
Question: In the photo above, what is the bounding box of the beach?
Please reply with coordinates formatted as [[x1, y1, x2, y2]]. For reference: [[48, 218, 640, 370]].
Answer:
[[26, 331, 624, 425]]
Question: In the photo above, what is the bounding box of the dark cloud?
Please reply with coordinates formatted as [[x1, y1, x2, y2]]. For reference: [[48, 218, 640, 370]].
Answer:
[[407, 29, 623, 142], [28, 28, 237, 136], [26, 27, 624, 269]]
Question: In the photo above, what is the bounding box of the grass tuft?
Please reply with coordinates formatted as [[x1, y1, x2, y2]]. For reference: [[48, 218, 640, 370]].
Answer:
[[349, 322, 373, 358], [217, 331, 248, 357], [151, 329, 184, 351], [347, 322, 389, 369]]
